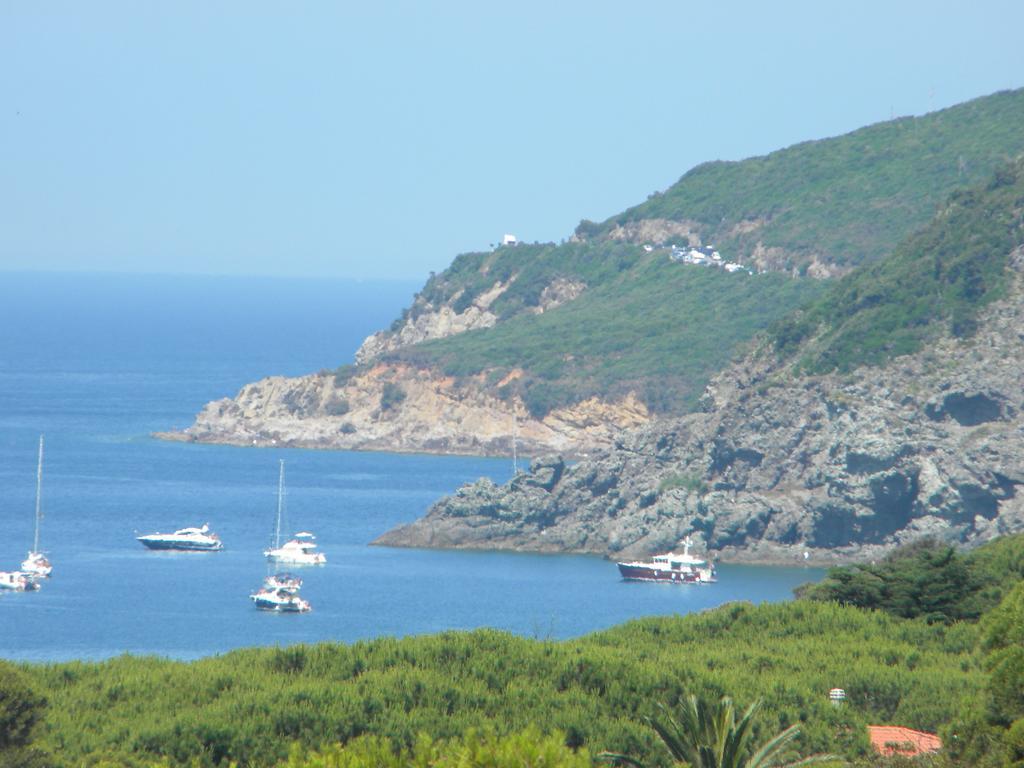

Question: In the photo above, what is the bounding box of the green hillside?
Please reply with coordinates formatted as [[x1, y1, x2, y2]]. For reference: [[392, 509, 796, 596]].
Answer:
[[391, 242, 822, 416], [365, 88, 1024, 418], [769, 157, 1024, 373], [582, 88, 1024, 271]]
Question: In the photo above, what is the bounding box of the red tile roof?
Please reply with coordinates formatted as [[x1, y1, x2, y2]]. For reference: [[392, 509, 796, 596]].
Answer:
[[868, 725, 942, 756]]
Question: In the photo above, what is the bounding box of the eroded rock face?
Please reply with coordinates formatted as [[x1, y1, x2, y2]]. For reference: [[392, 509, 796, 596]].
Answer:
[[156, 363, 650, 457], [355, 281, 510, 365], [375, 257, 1024, 563], [604, 218, 702, 246], [355, 276, 588, 365]]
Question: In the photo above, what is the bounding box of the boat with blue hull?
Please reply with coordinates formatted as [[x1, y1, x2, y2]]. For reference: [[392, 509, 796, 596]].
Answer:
[[137, 524, 223, 552], [251, 585, 311, 612]]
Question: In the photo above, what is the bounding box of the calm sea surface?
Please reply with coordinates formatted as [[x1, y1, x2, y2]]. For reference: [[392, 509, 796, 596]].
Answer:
[[0, 272, 823, 661]]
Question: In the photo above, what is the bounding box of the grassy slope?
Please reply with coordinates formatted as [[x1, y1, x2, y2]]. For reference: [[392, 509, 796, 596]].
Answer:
[[395, 246, 823, 415], [27, 602, 979, 768], [372, 89, 1024, 417], [587, 88, 1024, 270], [769, 158, 1024, 373]]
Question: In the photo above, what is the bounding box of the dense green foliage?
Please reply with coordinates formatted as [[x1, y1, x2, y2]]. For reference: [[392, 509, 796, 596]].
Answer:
[[799, 534, 1024, 624], [586, 88, 1024, 271], [0, 663, 49, 768], [393, 246, 822, 416], [946, 582, 1024, 767], [23, 601, 982, 767], [769, 159, 1024, 373], [282, 728, 592, 768]]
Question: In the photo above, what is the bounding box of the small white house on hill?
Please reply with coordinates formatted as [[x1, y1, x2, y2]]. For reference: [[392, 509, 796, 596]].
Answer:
[[502, 234, 519, 246]]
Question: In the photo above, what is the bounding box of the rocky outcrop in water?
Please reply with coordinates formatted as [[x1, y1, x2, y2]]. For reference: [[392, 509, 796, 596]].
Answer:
[[375, 251, 1024, 562], [156, 362, 649, 456], [160, 271, 621, 455]]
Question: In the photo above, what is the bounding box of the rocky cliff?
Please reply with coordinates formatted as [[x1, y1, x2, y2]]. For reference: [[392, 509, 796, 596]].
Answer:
[[158, 264, 647, 455], [374, 247, 1024, 563], [157, 361, 648, 456], [354, 280, 510, 365], [160, 89, 1024, 468]]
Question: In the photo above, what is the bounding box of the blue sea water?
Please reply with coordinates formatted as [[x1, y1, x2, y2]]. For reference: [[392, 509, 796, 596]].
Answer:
[[0, 272, 822, 661]]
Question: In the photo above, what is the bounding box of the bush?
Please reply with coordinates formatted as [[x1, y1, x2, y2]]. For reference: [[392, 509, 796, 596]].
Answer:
[[657, 473, 706, 495], [0, 662, 49, 767], [797, 535, 1024, 624], [284, 728, 591, 768], [325, 397, 350, 416], [380, 383, 407, 412], [334, 364, 358, 388]]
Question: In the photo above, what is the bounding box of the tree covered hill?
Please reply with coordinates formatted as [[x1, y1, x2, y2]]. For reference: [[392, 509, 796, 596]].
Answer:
[[389, 245, 823, 416], [171, 87, 1024, 454], [370, 89, 1024, 418], [579, 87, 1024, 274], [769, 156, 1024, 374]]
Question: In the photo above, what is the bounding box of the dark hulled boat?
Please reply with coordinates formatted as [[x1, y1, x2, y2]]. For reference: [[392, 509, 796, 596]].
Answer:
[[616, 537, 716, 584]]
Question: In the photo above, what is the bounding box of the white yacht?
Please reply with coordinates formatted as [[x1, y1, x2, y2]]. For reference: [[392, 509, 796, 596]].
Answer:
[[266, 532, 326, 565], [21, 436, 52, 578], [263, 462, 326, 565], [0, 571, 40, 592], [137, 524, 224, 551], [250, 586, 311, 613]]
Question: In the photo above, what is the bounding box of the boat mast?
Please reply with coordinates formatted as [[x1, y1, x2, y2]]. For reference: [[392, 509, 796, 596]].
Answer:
[[274, 460, 284, 550], [512, 409, 518, 474], [33, 435, 44, 553]]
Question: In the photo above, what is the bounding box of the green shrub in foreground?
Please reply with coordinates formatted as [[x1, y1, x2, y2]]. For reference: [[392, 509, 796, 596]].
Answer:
[[282, 728, 591, 768]]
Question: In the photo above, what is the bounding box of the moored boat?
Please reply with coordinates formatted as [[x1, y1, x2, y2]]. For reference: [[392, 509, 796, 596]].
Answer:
[[22, 435, 53, 578], [137, 524, 223, 551], [0, 571, 40, 592], [266, 532, 326, 565], [263, 462, 326, 565], [21, 552, 52, 578], [250, 586, 311, 612], [617, 537, 716, 584]]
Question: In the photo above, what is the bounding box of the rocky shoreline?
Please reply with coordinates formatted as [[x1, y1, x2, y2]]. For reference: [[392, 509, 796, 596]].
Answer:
[[374, 251, 1024, 562], [155, 361, 650, 458]]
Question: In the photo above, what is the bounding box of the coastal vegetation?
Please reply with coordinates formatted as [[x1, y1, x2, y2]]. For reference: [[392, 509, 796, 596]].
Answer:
[[583, 88, 1024, 272], [7, 600, 983, 766], [799, 534, 1024, 624], [368, 90, 1024, 419], [770, 158, 1024, 373], [393, 250, 822, 416], [3, 535, 1020, 766]]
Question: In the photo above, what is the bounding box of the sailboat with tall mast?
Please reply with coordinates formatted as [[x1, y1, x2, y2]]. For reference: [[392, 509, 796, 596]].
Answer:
[[21, 435, 52, 578], [264, 460, 326, 565]]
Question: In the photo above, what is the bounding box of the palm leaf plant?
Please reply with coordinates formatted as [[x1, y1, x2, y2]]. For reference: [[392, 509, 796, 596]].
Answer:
[[602, 694, 840, 768]]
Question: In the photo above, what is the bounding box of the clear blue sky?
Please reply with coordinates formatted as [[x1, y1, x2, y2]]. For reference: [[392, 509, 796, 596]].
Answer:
[[2, 2, 1022, 280]]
